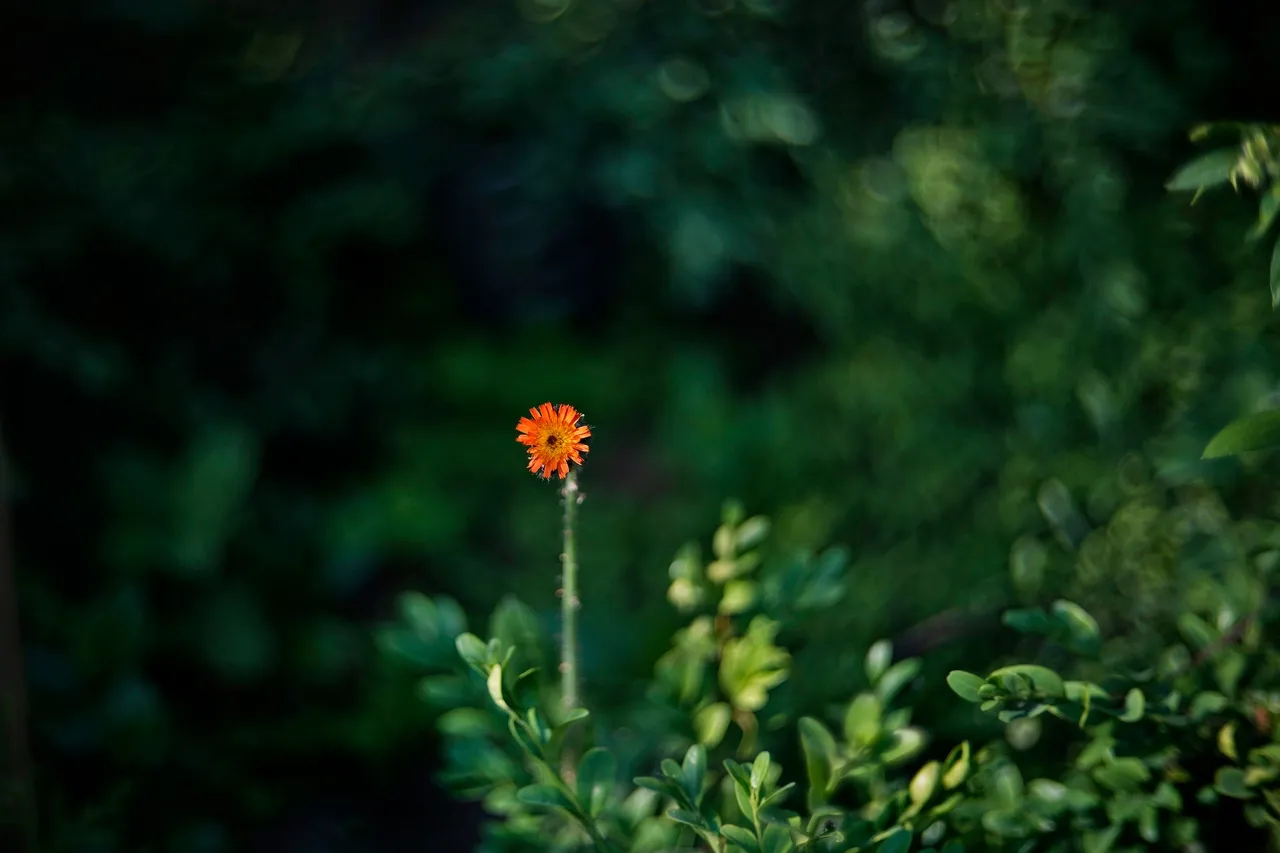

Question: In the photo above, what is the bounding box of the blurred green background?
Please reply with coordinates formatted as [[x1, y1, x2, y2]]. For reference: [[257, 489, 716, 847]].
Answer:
[[4, 0, 1280, 850]]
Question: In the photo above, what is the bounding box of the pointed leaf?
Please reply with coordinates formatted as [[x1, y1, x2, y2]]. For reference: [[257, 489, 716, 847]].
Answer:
[[577, 747, 616, 816], [455, 632, 488, 673], [844, 693, 882, 747], [1165, 147, 1239, 192], [721, 825, 760, 853], [876, 827, 912, 853], [682, 744, 707, 803], [1203, 411, 1280, 459], [486, 664, 510, 712], [751, 751, 771, 792], [799, 716, 839, 810], [865, 640, 893, 683], [517, 783, 574, 811], [1251, 184, 1280, 241]]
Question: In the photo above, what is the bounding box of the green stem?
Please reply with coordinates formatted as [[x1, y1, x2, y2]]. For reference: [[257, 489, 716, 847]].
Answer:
[[560, 470, 580, 714]]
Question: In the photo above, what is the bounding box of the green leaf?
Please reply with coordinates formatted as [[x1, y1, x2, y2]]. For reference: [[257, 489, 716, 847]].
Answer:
[[942, 741, 970, 789], [486, 664, 509, 712], [1252, 184, 1280, 241], [799, 716, 839, 810], [1215, 767, 1253, 799], [866, 640, 893, 683], [1051, 600, 1101, 656], [1082, 825, 1121, 853], [989, 665, 1065, 698], [1165, 147, 1239, 192], [1271, 235, 1280, 308], [875, 827, 912, 853], [517, 784, 574, 811], [751, 751, 771, 792], [1093, 758, 1150, 792], [455, 633, 488, 673], [761, 822, 793, 853], [721, 825, 760, 853], [736, 516, 771, 551], [910, 761, 940, 805], [724, 758, 752, 791], [1203, 411, 1280, 459], [844, 693, 882, 747], [668, 808, 709, 830], [682, 744, 707, 803], [634, 776, 678, 798], [576, 747, 616, 816], [1119, 688, 1145, 723], [556, 707, 591, 730], [946, 671, 986, 703], [761, 782, 796, 808], [695, 702, 732, 749], [877, 658, 921, 704]]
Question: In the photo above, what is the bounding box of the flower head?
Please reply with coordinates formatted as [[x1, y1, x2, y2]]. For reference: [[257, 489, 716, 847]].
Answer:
[[516, 402, 591, 480]]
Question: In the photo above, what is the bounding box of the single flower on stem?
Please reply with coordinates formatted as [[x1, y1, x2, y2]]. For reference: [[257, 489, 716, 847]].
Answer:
[[516, 402, 591, 480]]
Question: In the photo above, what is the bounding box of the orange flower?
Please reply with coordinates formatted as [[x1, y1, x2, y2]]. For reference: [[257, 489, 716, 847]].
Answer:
[[516, 402, 592, 480]]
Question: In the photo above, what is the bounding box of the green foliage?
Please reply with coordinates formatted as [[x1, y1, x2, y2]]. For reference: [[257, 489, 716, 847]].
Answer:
[[384, 499, 1280, 852]]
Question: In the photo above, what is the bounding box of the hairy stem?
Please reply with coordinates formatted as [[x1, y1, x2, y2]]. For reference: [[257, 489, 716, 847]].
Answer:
[[560, 470, 581, 714]]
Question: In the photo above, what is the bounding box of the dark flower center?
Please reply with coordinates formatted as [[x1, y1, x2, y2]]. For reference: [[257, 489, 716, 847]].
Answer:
[[545, 435, 560, 447]]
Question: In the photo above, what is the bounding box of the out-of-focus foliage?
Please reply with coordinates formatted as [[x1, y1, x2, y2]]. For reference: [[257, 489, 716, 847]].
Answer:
[[1166, 122, 1280, 460], [385, 502, 1280, 851], [4, 0, 1278, 849]]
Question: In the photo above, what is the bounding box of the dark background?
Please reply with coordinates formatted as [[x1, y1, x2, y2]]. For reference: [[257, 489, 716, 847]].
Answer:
[[4, 0, 1280, 850]]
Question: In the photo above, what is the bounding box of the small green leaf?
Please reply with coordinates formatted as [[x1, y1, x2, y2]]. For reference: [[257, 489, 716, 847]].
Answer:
[[682, 744, 707, 802], [989, 665, 1065, 698], [1252, 184, 1280, 241], [1051, 599, 1101, 655], [517, 783, 574, 811], [724, 759, 752, 791], [668, 808, 709, 830], [634, 776, 678, 798], [1165, 147, 1239, 192], [799, 716, 839, 810], [735, 516, 771, 551], [875, 827, 912, 853], [910, 761, 940, 805], [844, 693, 882, 747], [694, 702, 732, 749], [877, 658, 921, 704], [946, 671, 986, 703], [556, 707, 591, 729], [1203, 411, 1280, 459], [1218, 722, 1239, 761], [866, 640, 893, 683], [576, 747, 616, 816], [751, 751, 771, 792], [942, 741, 970, 789], [1082, 825, 1121, 853], [486, 664, 509, 712], [761, 822, 792, 853], [1215, 766, 1253, 799], [721, 825, 760, 853], [1119, 688, 1145, 723], [1093, 757, 1151, 792], [455, 633, 488, 672], [761, 781, 796, 808]]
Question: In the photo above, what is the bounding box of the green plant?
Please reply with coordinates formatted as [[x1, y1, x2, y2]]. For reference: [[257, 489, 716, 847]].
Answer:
[[382, 492, 1280, 852]]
